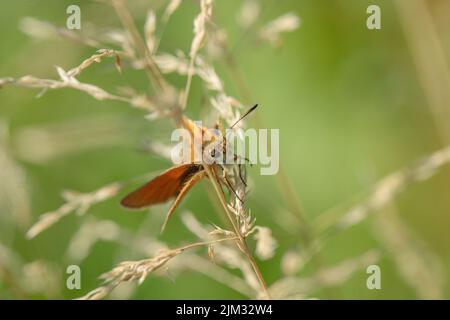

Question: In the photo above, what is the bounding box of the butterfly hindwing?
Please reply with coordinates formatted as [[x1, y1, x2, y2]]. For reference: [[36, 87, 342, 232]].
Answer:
[[120, 164, 202, 209]]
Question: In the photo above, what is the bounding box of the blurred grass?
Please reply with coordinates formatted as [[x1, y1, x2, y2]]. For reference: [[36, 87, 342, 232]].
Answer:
[[1, 0, 450, 299]]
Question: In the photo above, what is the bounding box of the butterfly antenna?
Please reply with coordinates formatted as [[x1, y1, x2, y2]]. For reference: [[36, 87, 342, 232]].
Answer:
[[230, 104, 258, 129]]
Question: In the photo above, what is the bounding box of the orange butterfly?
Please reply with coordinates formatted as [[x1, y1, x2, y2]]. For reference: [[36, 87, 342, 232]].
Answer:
[[121, 105, 258, 231]]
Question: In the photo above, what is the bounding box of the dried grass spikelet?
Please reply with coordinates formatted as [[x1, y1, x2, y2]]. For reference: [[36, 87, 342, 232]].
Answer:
[[66, 218, 121, 262], [192, 56, 244, 126], [180, 212, 263, 296], [281, 250, 304, 276], [237, 0, 260, 29], [205, 27, 228, 60], [253, 226, 278, 261], [154, 51, 190, 74], [260, 12, 300, 46], [145, 0, 183, 55], [269, 250, 380, 299], [26, 182, 121, 239], [210, 94, 243, 128], [209, 224, 236, 238], [144, 84, 178, 120], [181, 0, 214, 109], [19, 16, 101, 48], [154, 52, 243, 118], [103, 30, 136, 58], [181, 211, 214, 239], [0, 122, 31, 228], [190, 0, 213, 58], [139, 140, 174, 161], [91, 218, 251, 296], [3, 0, 282, 300], [0, 50, 156, 111], [327, 145, 450, 233], [195, 56, 224, 92], [19, 17, 60, 40], [163, 0, 182, 22], [78, 237, 236, 300], [67, 49, 122, 77], [14, 115, 131, 164], [374, 208, 444, 299], [214, 243, 261, 293], [65, 215, 167, 265], [144, 10, 156, 53], [77, 248, 182, 300], [207, 244, 215, 262], [227, 204, 255, 238], [103, 248, 183, 285], [0, 241, 23, 274], [155, 53, 235, 99], [176, 252, 255, 297], [22, 260, 61, 297], [223, 164, 257, 240]]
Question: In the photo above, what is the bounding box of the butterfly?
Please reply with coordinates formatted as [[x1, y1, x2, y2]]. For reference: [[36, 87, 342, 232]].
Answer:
[[120, 104, 258, 232]]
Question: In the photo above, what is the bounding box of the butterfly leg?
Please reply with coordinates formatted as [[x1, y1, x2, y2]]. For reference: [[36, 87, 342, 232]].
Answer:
[[218, 165, 244, 204], [233, 155, 249, 187], [238, 164, 247, 187]]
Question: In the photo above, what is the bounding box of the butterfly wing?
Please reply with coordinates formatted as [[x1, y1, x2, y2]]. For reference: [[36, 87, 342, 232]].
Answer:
[[120, 164, 202, 209], [161, 169, 207, 232]]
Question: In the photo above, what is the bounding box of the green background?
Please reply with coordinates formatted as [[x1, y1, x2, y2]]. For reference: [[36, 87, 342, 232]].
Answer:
[[1, 0, 450, 299]]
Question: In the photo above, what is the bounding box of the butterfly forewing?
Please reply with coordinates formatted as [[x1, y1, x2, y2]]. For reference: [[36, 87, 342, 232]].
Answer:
[[120, 164, 203, 208]]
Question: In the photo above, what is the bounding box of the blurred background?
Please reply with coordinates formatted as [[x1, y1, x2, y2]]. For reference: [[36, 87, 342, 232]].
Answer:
[[1, 0, 450, 299]]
